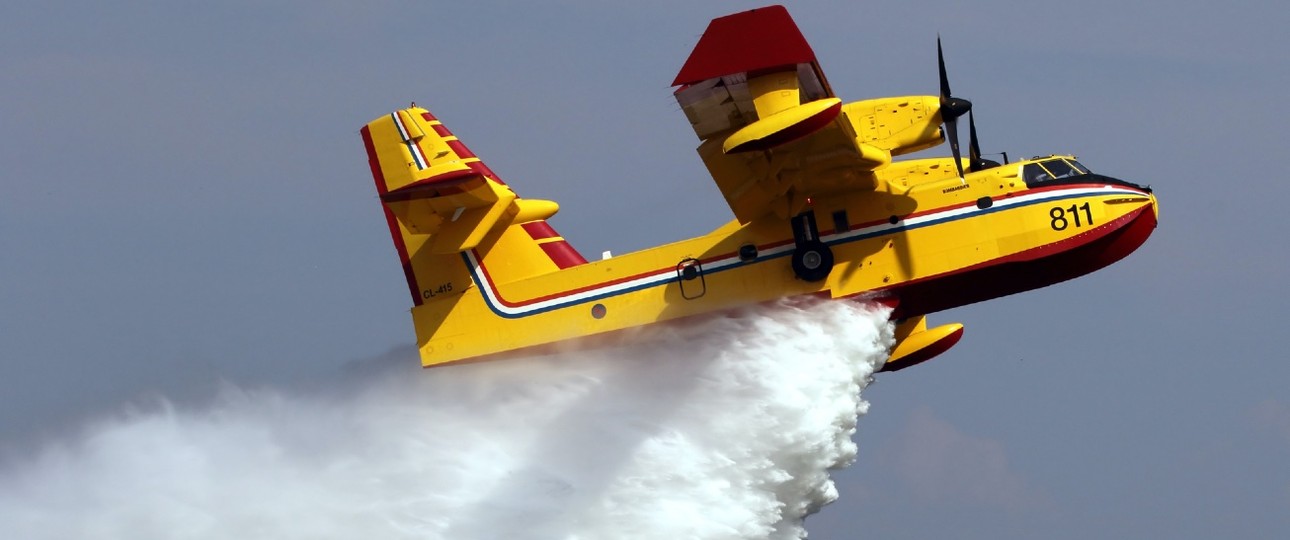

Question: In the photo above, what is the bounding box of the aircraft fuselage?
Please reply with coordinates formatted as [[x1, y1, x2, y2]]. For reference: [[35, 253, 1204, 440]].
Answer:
[[401, 155, 1156, 366]]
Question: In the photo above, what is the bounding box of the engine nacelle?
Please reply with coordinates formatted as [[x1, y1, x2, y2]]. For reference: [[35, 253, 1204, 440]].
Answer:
[[843, 96, 945, 157]]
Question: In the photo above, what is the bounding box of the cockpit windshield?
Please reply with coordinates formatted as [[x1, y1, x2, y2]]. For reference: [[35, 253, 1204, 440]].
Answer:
[[1023, 157, 1091, 186]]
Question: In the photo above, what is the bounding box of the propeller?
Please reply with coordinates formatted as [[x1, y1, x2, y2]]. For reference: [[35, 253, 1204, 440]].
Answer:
[[967, 110, 996, 171], [937, 37, 972, 179], [967, 110, 1002, 171]]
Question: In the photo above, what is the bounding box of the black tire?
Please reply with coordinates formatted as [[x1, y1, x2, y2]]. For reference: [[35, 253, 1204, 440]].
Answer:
[[791, 241, 833, 282]]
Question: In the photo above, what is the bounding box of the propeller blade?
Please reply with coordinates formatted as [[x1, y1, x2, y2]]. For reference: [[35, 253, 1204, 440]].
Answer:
[[937, 38, 971, 123], [967, 109, 1002, 171], [937, 37, 951, 100], [968, 109, 982, 172], [945, 116, 964, 179], [937, 37, 970, 178]]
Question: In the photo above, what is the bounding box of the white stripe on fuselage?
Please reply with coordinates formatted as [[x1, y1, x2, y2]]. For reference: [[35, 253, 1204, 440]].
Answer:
[[465, 184, 1148, 318]]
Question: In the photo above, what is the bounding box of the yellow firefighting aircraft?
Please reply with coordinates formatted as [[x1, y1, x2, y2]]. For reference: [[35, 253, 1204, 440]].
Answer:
[[360, 5, 1158, 371]]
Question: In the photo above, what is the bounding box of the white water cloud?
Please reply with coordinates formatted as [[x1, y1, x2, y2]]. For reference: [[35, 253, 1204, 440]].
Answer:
[[0, 300, 891, 540]]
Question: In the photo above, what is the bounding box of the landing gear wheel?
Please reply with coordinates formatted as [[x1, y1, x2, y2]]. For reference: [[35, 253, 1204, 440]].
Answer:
[[792, 241, 833, 282]]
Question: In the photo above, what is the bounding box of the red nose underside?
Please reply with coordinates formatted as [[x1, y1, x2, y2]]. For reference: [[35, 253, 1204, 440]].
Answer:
[[885, 203, 1158, 319]]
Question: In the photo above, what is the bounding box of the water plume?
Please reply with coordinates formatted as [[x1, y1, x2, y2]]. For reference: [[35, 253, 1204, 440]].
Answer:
[[0, 300, 891, 539]]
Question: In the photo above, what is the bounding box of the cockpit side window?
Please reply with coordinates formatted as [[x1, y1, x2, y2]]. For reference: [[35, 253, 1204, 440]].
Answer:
[[1043, 159, 1078, 179], [1023, 163, 1052, 184], [1025, 159, 1090, 186]]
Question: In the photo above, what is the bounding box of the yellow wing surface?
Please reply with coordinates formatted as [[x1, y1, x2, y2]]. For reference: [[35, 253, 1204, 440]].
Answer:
[[672, 5, 949, 223]]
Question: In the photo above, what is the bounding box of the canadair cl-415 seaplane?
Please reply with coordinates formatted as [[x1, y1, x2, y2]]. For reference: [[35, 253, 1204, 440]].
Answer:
[[361, 5, 1158, 371]]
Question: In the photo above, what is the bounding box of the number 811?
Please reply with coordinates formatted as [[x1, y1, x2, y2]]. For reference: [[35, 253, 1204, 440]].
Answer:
[[1049, 202, 1093, 231]]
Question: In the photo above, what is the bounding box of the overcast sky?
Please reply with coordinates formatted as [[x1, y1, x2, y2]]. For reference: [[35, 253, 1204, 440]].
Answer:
[[3, 1, 1288, 538]]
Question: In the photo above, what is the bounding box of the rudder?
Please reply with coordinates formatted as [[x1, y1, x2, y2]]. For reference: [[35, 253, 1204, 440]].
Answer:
[[361, 105, 587, 364]]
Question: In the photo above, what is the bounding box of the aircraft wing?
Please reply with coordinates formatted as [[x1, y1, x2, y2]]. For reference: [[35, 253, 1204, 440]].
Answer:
[[674, 5, 937, 223]]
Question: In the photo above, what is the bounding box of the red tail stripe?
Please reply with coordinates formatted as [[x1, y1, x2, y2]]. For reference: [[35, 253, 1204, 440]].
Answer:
[[523, 221, 587, 268], [414, 109, 508, 185], [361, 125, 423, 306], [538, 240, 588, 269], [466, 160, 502, 183], [521, 221, 560, 240], [446, 139, 477, 159]]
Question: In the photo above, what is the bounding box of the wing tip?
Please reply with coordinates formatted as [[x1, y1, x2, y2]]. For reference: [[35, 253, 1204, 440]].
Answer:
[[672, 5, 815, 87]]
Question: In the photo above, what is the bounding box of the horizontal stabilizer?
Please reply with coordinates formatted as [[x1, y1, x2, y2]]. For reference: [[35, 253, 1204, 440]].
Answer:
[[362, 106, 559, 254]]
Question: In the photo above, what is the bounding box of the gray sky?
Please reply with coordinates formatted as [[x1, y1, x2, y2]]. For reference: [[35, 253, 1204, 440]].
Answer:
[[3, 1, 1288, 538]]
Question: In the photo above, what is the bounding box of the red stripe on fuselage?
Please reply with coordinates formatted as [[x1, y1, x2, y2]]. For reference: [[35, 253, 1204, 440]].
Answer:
[[472, 186, 1153, 312], [878, 204, 1156, 319], [473, 252, 669, 309]]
